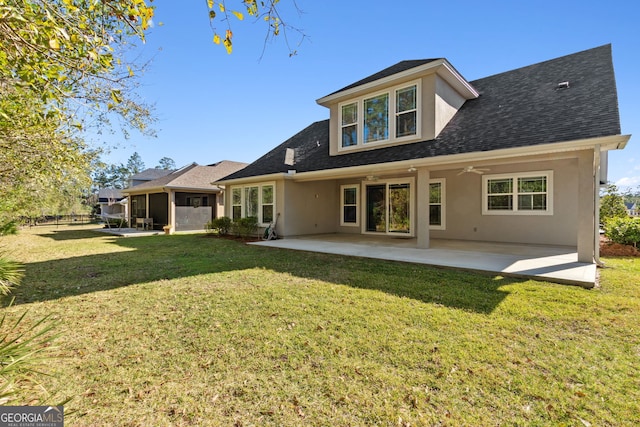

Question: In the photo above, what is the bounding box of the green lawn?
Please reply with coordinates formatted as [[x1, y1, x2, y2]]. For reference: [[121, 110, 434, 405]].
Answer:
[[2, 224, 639, 426]]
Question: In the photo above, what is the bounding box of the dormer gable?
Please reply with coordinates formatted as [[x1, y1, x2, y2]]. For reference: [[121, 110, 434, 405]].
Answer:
[[316, 59, 479, 156]]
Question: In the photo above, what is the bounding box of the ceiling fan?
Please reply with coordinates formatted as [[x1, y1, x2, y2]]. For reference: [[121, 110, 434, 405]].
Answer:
[[457, 166, 490, 175]]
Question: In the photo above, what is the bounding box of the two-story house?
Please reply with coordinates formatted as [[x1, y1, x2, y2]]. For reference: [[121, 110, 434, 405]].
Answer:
[[216, 45, 629, 265]]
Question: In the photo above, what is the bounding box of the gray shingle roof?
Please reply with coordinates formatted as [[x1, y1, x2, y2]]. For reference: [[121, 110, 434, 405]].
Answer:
[[127, 161, 247, 192], [130, 168, 174, 181], [221, 45, 621, 181], [324, 59, 441, 97]]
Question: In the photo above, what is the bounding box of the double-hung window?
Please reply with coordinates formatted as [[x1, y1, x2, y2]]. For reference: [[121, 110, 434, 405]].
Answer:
[[232, 188, 242, 220], [230, 183, 276, 224], [341, 103, 358, 147], [483, 172, 552, 215], [340, 185, 359, 226], [396, 86, 417, 138], [338, 81, 419, 150], [429, 179, 445, 229]]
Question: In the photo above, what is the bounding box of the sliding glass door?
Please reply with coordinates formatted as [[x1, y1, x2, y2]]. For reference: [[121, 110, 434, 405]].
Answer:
[[364, 180, 413, 235]]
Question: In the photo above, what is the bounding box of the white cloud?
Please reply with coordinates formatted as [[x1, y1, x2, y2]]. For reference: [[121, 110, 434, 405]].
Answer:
[[615, 176, 640, 190]]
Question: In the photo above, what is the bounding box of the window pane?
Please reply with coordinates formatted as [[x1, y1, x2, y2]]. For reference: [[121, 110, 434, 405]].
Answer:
[[341, 103, 357, 125], [533, 194, 547, 210], [244, 187, 258, 217], [396, 86, 416, 112], [488, 179, 512, 194], [429, 205, 442, 226], [429, 182, 441, 204], [343, 206, 357, 223], [518, 177, 546, 193], [488, 195, 513, 210], [232, 188, 242, 205], [342, 125, 357, 147], [389, 183, 410, 233], [518, 194, 547, 210], [232, 206, 242, 220], [518, 195, 532, 210], [364, 94, 389, 143], [396, 111, 416, 137], [262, 185, 273, 204], [366, 185, 386, 232], [344, 187, 357, 205], [262, 205, 274, 223]]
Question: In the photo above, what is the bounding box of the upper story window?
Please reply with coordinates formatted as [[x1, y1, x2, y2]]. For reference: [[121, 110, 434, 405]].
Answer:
[[339, 81, 420, 151], [364, 93, 389, 143], [341, 102, 358, 147], [396, 86, 417, 137]]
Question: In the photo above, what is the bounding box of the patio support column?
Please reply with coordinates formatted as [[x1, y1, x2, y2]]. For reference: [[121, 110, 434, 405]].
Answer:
[[577, 150, 595, 263], [169, 190, 176, 231], [417, 167, 430, 249]]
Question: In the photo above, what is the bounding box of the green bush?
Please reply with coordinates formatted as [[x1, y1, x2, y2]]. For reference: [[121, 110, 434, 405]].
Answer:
[[0, 222, 18, 236], [205, 216, 233, 236], [0, 256, 23, 296], [0, 255, 57, 404], [232, 216, 259, 239], [604, 217, 640, 247]]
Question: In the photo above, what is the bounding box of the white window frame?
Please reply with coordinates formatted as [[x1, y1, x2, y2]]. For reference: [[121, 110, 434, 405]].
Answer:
[[340, 102, 358, 148], [361, 177, 415, 237], [231, 188, 242, 221], [229, 182, 276, 225], [340, 184, 359, 227], [337, 80, 421, 152], [429, 179, 446, 230], [482, 171, 553, 215]]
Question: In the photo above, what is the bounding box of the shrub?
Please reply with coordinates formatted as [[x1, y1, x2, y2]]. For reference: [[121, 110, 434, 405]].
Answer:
[[0, 256, 23, 296], [205, 216, 232, 236], [232, 216, 259, 239], [0, 255, 56, 404], [0, 222, 18, 236], [604, 217, 640, 247]]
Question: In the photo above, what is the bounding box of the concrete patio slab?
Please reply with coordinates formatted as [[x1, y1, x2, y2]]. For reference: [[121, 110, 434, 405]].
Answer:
[[250, 235, 597, 287]]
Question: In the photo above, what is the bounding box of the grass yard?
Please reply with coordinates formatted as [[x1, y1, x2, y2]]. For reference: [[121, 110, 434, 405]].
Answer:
[[1, 224, 639, 426]]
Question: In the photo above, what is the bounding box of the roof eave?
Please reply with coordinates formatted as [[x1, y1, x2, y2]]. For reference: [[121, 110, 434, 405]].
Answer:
[[287, 134, 631, 182], [123, 185, 222, 194], [215, 172, 291, 186], [316, 59, 479, 106]]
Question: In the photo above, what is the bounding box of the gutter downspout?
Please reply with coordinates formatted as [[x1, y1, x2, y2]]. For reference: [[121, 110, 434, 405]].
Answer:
[[593, 145, 605, 267]]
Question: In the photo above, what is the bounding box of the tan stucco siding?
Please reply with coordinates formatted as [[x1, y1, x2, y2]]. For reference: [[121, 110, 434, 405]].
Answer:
[[429, 157, 580, 246], [434, 75, 466, 138], [281, 180, 339, 236]]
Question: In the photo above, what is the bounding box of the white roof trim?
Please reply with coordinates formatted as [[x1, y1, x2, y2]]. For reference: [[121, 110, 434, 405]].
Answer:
[[316, 59, 478, 106]]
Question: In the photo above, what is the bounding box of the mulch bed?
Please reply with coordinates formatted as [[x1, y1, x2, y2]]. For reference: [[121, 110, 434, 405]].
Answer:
[[600, 237, 640, 257], [202, 233, 262, 243]]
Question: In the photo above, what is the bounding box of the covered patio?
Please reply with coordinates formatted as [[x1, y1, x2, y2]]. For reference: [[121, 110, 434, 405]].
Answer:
[[250, 234, 597, 287]]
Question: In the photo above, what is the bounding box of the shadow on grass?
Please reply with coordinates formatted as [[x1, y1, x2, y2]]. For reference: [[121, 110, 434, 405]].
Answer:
[[8, 230, 515, 313], [38, 228, 105, 241]]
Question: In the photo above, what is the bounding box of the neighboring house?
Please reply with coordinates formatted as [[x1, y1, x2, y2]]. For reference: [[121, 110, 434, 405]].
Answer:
[[128, 168, 174, 188], [97, 188, 128, 219], [625, 202, 639, 217], [123, 161, 247, 232], [216, 45, 630, 263]]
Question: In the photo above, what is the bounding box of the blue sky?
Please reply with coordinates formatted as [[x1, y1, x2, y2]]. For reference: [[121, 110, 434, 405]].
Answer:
[[98, 0, 639, 190]]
